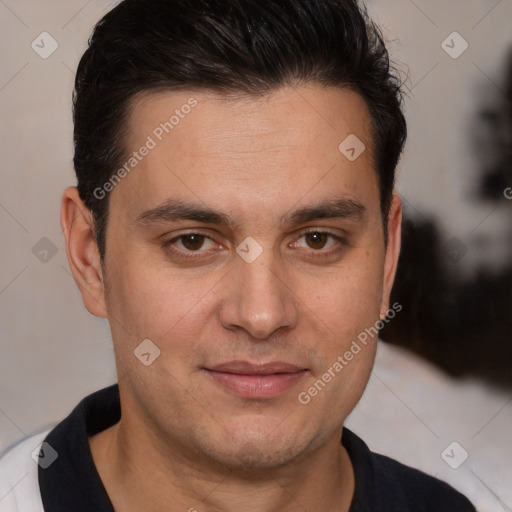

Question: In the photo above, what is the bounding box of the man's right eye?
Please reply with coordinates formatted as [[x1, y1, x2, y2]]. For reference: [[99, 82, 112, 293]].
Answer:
[[162, 232, 219, 258]]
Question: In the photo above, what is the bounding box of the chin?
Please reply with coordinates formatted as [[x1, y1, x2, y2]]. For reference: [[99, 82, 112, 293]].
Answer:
[[214, 441, 309, 471], [194, 420, 315, 470]]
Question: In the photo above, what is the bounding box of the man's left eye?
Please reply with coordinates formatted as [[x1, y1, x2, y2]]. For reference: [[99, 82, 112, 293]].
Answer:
[[296, 232, 341, 251]]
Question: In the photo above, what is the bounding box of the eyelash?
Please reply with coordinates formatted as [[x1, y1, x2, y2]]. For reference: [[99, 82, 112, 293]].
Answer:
[[161, 229, 348, 260]]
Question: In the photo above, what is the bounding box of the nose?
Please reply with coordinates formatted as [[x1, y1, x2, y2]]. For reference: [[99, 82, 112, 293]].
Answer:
[[219, 250, 299, 340]]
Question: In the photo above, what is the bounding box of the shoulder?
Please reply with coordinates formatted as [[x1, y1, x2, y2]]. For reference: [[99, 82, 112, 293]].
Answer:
[[343, 428, 476, 512], [370, 452, 476, 511], [0, 431, 49, 512]]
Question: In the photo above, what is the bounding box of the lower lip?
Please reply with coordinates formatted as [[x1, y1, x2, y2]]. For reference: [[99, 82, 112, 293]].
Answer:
[[206, 370, 307, 399]]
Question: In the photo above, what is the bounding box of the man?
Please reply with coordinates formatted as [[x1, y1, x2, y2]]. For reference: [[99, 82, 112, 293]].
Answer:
[[0, 0, 476, 510]]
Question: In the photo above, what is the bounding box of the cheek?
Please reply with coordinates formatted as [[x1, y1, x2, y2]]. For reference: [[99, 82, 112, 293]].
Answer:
[[104, 266, 215, 392], [295, 266, 381, 424], [104, 251, 222, 353], [299, 251, 384, 341]]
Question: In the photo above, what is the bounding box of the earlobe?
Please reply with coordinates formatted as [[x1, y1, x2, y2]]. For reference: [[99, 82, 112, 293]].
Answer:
[[380, 192, 402, 318], [60, 186, 108, 318]]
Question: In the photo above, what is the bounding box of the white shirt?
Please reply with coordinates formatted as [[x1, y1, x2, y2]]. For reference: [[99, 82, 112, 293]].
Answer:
[[0, 431, 49, 512]]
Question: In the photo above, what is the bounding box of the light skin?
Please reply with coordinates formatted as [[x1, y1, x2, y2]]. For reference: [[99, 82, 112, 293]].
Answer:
[[61, 85, 402, 512]]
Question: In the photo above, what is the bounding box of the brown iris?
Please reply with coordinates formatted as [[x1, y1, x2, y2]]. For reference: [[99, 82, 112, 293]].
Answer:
[[181, 234, 206, 251], [304, 232, 329, 250]]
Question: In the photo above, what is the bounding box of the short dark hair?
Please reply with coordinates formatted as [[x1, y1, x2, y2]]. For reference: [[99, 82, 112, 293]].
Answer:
[[73, 0, 406, 261]]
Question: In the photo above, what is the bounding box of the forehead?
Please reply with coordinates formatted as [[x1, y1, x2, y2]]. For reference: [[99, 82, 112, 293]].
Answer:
[[127, 85, 374, 154], [112, 85, 379, 222]]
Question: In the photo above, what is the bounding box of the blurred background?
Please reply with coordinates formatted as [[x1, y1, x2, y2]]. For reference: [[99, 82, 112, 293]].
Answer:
[[0, 0, 511, 510]]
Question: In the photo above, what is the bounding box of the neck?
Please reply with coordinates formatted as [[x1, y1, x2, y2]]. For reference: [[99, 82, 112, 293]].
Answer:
[[89, 418, 354, 512]]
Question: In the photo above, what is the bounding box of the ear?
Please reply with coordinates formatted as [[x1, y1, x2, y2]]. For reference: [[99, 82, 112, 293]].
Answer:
[[60, 187, 107, 318], [380, 192, 402, 318]]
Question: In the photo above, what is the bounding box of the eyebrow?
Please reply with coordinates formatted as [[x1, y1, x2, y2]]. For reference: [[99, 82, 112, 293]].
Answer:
[[135, 197, 367, 228]]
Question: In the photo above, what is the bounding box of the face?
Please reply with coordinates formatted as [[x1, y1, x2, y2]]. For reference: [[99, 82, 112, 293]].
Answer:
[[69, 85, 401, 469]]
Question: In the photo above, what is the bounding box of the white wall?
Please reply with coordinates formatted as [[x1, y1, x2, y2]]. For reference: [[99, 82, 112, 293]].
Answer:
[[368, 0, 512, 273]]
